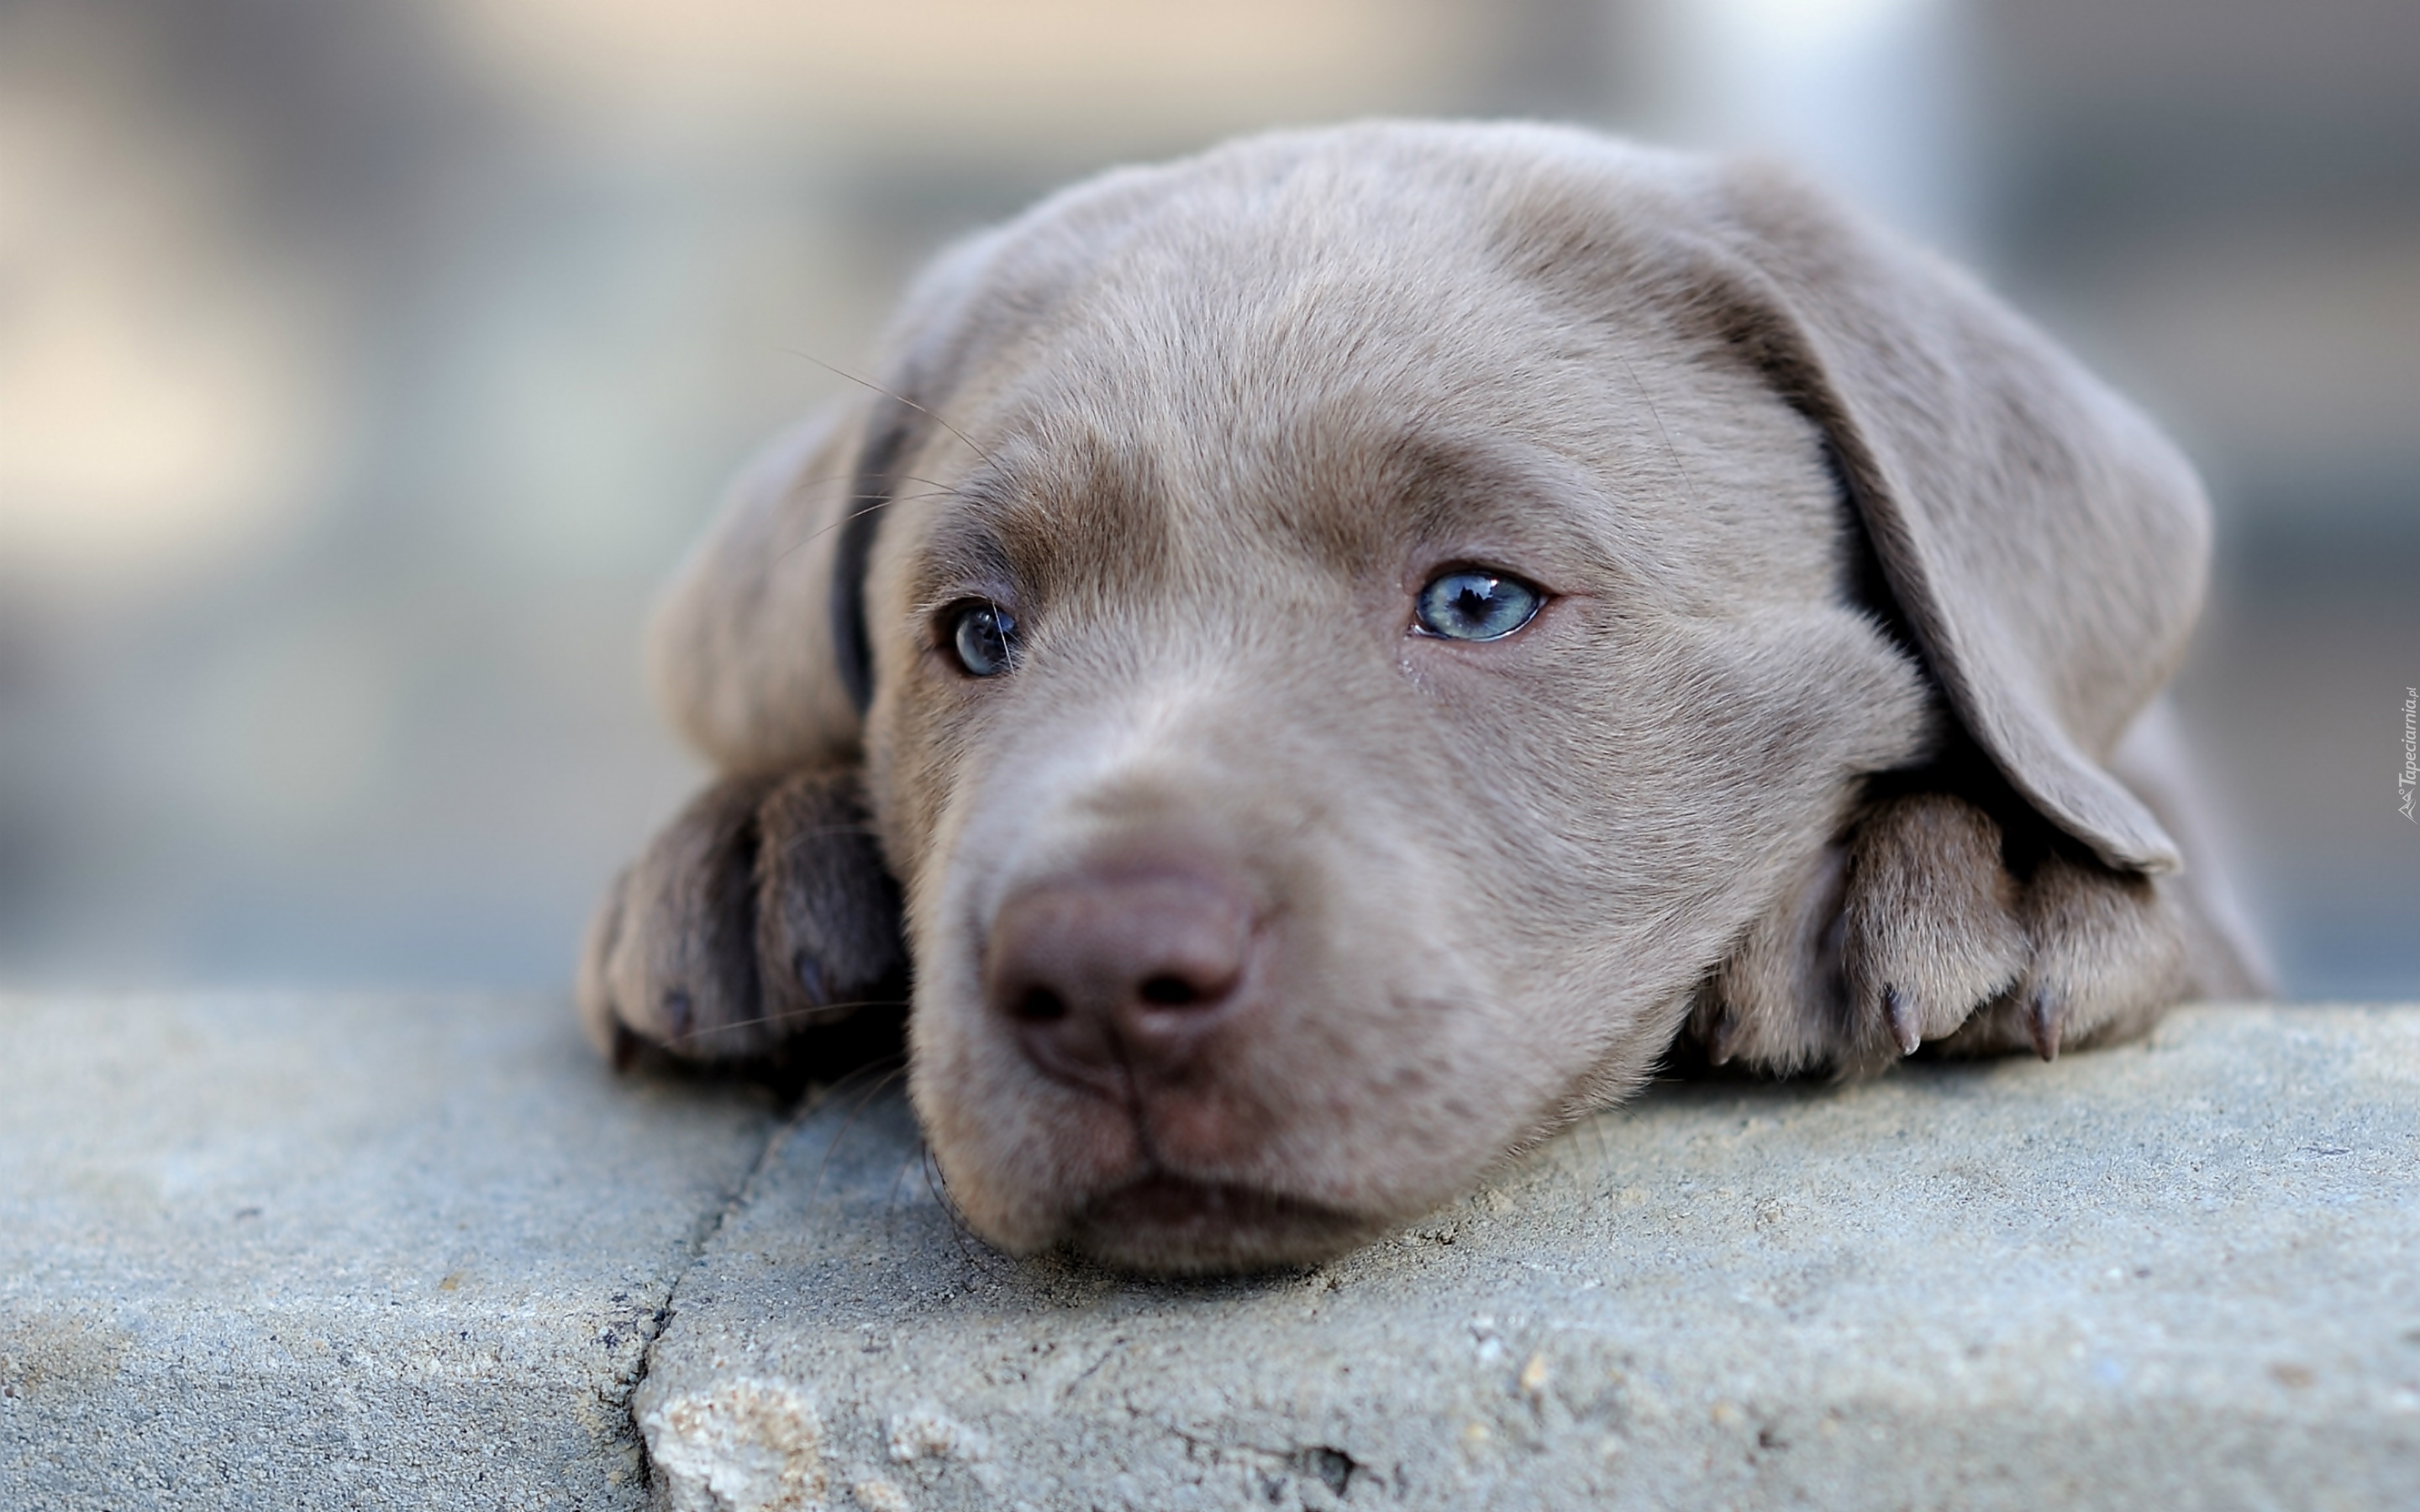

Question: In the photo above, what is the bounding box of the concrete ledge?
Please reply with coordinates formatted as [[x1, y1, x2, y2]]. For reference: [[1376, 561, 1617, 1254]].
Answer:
[[5, 1002, 2415, 1509], [0, 995, 781, 1510], [635, 1006, 2420, 1511]]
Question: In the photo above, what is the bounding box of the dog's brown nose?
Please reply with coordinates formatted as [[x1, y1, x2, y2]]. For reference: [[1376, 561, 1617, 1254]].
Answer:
[[986, 869, 1256, 1095]]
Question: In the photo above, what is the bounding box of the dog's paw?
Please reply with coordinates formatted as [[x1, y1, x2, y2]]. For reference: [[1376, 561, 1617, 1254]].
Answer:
[[1697, 791, 2198, 1076], [576, 768, 907, 1067], [1931, 849, 2192, 1063], [1837, 791, 2032, 1071]]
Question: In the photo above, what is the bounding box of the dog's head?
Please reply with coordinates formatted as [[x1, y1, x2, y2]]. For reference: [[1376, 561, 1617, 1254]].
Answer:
[[646, 123, 2211, 1270]]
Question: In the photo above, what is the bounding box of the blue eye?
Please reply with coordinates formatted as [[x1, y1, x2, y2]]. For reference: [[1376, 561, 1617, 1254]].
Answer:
[[1414, 570, 1543, 642], [946, 601, 1019, 676]]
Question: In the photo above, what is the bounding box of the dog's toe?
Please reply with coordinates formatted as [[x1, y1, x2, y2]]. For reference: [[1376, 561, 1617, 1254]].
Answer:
[[578, 768, 908, 1070], [578, 774, 778, 1060], [750, 769, 908, 1037], [1839, 792, 2030, 1070], [1935, 851, 2190, 1061]]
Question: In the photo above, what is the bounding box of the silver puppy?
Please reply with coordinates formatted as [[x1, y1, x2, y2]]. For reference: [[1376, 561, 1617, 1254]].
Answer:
[[579, 123, 2263, 1273]]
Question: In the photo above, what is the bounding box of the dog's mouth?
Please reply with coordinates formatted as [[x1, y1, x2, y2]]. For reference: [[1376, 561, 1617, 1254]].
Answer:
[[1065, 1170, 1380, 1273]]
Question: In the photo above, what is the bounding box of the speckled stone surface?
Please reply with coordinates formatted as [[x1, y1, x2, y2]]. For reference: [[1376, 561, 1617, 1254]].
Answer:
[[0, 994, 781, 1512], [634, 1006, 2420, 1512], [7, 1001, 2414, 1510]]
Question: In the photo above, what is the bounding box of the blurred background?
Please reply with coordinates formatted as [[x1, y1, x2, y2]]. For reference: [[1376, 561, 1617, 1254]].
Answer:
[[1, 0, 2412, 996]]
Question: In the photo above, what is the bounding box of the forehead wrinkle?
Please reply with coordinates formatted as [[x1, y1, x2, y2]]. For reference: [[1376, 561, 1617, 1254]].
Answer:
[[923, 417, 1175, 618], [908, 502, 1018, 614]]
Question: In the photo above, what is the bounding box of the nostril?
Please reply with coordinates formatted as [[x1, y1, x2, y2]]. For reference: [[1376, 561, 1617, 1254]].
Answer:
[[1138, 974, 1201, 1007], [985, 864, 1259, 1087], [1013, 986, 1070, 1023]]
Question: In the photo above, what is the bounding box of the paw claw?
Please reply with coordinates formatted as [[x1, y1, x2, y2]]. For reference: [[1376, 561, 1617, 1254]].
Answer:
[[1881, 984, 1922, 1057], [794, 950, 829, 1008], [2026, 987, 2064, 1062], [1707, 1010, 1742, 1067]]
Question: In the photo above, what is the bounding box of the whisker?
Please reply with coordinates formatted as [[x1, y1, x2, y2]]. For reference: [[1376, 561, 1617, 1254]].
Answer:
[[768, 487, 968, 569], [1614, 348, 1711, 521], [1585, 1103, 1615, 1190], [921, 1140, 1007, 1278], [884, 1127, 924, 1240], [771, 468, 972, 506], [667, 998, 908, 1044], [806, 1058, 910, 1210], [776, 348, 1002, 474], [802, 1053, 904, 1112]]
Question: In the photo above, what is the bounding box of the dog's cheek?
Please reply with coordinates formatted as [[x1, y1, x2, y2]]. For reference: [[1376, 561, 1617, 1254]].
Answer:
[[909, 1017, 1092, 1253], [896, 810, 1080, 1255], [1528, 606, 1932, 1089], [855, 667, 1079, 1251], [858, 675, 971, 915], [1201, 877, 1547, 1210]]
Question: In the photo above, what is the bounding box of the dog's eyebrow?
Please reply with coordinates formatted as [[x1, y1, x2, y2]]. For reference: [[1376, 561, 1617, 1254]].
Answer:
[[929, 433, 1175, 614], [908, 506, 1020, 612], [1395, 444, 1552, 543], [1334, 429, 1625, 575]]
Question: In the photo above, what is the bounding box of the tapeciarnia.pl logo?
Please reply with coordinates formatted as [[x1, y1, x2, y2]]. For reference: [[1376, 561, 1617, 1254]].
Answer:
[[2401, 686, 2417, 822]]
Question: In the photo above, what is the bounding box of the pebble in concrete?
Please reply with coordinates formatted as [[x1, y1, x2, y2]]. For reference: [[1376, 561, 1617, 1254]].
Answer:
[[635, 1006, 2420, 1511], [0, 994, 781, 1512]]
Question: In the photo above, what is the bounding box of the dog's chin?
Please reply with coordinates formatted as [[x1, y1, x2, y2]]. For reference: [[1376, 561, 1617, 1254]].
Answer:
[[1062, 1173, 1386, 1275]]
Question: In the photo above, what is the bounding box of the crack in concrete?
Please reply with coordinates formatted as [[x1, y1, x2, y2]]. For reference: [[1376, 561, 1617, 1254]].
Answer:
[[616, 1092, 807, 1503]]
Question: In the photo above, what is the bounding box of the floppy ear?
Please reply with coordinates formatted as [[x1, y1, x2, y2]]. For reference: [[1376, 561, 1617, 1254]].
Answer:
[[1691, 162, 2211, 874], [646, 400, 881, 774], [648, 215, 1050, 775]]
